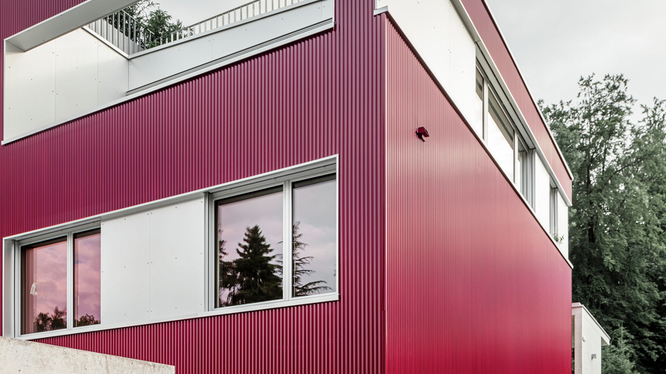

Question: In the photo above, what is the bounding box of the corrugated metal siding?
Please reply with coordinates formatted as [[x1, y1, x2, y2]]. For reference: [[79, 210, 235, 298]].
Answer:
[[460, 0, 573, 200], [0, 0, 386, 373], [384, 17, 572, 374]]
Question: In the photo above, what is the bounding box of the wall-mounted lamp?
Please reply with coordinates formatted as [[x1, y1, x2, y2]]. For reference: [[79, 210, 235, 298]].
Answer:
[[591, 354, 597, 360], [416, 127, 430, 142]]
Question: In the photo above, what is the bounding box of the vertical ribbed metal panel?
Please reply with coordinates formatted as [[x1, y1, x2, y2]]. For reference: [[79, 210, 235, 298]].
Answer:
[[0, 0, 386, 373], [384, 17, 572, 374], [460, 0, 573, 200]]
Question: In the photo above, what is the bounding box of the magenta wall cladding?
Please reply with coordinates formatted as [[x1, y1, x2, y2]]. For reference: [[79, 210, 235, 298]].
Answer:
[[461, 0, 573, 200], [0, 0, 386, 373], [384, 18, 572, 374]]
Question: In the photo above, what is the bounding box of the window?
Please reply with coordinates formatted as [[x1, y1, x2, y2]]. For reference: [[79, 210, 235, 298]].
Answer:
[[476, 64, 533, 203], [19, 228, 101, 335], [549, 185, 558, 237], [213, 171, 337, 310], [4, 157, 337, 338]]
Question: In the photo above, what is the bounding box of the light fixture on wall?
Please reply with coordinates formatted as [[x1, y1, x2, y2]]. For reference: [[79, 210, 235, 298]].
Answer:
[[416, 127, 429, 142], [591, 354, 597, 360]]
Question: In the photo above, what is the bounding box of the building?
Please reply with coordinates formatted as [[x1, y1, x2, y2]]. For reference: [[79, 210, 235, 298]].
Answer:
[[0, 0, 573, 373], [573, 303, 611, 374]]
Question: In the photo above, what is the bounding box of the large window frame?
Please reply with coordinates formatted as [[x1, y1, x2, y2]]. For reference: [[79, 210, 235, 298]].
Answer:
[[206, 161, 339, 314], [10, 222, 101, 338]]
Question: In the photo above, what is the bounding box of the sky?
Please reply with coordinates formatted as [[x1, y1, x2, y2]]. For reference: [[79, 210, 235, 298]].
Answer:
[[484, 0, 666, 115]]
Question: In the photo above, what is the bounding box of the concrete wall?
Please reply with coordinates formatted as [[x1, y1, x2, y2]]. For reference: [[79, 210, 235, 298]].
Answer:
[[0, 337, 174, 374]]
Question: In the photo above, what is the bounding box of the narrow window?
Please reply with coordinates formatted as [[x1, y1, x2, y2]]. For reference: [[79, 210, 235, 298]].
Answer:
[[487, 91, 515, 179], [292, 175, 337, 297], [74, 229, 101, 327], [21, 238, 68, 334], [550, 186, 558, 237], [216, 188, 284, 308], [472, 69, 485, 135]]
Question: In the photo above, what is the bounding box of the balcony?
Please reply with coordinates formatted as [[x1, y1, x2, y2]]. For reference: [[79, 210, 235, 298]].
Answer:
[[3, 0, 334, 143]]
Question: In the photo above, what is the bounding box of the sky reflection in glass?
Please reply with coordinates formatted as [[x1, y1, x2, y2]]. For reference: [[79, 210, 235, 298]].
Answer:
[[21, 238, 68, 334], [74, 230, 101, 327], [293, 176, 337, 297]]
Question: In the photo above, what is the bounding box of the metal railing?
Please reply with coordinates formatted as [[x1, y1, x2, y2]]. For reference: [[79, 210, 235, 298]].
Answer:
[[87, 10, 155, 55], [86, 0, 304, 55], [153, 0, 305, 46]]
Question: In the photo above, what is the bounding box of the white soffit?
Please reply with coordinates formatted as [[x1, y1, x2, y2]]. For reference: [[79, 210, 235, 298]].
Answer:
[[6, 0, 137, 51]]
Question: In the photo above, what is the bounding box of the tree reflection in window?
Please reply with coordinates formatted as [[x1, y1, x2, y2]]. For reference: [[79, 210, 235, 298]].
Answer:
[[215, 175, 337, 308]]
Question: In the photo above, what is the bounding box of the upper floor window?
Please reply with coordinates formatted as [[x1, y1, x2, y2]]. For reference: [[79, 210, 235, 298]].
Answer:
[[476, 66, 533, 202]]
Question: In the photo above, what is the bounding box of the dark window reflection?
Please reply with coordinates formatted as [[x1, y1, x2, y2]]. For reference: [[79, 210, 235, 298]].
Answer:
[[292, 175, 337, 297], [216, 188, 283, 307], [74, 230, 101, 327], [22, 238, 68, 334]]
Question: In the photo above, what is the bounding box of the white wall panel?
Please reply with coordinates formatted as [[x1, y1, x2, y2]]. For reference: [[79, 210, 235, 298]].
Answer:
[[375, 0, 476, 125], [4, 30, 128, 142], [54, 30, 99, 122], [96, 39, 129, 106], [4, 41, 56, 140], [534, 155, 551, 228], [101, 213, 151, 325], [100, 197, 205, 326], [558, 193, 569, 258], [148, 199, 205, 320]]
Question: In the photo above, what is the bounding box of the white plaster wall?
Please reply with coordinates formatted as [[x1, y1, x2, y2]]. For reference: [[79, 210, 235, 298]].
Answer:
[[558, 192, 569, 258], [101, 197, 205, 326], [534, 155, 551, 228], [4, 29, 128, 140], [581, 311, 605, 374], [573, 304, 610, 374], [375, 0, 478, 126], [0, 336, 174, 374]]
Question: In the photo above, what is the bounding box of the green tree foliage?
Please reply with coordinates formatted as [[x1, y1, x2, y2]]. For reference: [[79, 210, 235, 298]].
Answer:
[[220, 225, 282, 306], [292, 222, 331, 297], [121, 0, 183, 48], [542, 74, 666, 374]]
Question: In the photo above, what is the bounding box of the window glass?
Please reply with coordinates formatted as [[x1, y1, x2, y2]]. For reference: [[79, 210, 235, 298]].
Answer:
[[74, 230, 101, 327], [21, 238, 68, 334], [471, 69, 484, 136], [292, 175, 337, 297], [487, 91, 515, 178], [216, 188, 284, 307]]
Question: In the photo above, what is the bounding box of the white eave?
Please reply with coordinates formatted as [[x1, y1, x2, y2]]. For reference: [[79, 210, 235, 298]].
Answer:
[[6, 0, 137, 51]]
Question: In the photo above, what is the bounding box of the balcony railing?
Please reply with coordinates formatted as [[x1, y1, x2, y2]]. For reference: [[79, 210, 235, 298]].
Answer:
[[86, 0, 305, 55]]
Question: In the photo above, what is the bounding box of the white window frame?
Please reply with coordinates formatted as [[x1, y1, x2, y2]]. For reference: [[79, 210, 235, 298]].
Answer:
[[3, 156, 339, 339], [476, 65, 534, 204], [6, 221, 101, 339], [205, 160, 339, 314]]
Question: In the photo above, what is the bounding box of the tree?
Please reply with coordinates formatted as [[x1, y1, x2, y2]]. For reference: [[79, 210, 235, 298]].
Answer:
[[119, 0, 183, 48], [33, 306, 67, 332], [542, 74, 666, 374], [221, 225, 282, 306], [75, 314, 100, 327], [291, 222, 331, 297]]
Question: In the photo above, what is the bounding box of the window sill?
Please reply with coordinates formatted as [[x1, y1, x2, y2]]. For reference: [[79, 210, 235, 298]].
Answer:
[[15, 293, 339, 341]]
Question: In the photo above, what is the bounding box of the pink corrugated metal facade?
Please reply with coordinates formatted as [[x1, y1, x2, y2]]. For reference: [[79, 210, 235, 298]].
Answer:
[[384, 19, 572, 373], [0, 0, 572, 373]]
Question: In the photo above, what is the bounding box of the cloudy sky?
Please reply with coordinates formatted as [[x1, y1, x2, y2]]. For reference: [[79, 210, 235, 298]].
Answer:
[[484, 0, 666, 113]]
